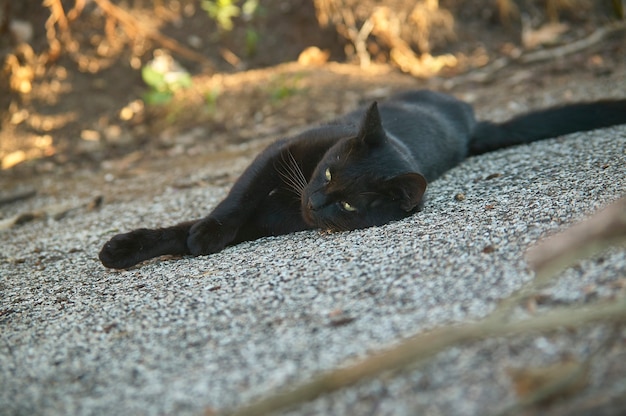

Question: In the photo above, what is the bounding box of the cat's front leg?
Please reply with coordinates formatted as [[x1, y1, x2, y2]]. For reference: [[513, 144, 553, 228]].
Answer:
[[99, 221, 194, 269], [99, 228, 163, 269], [187, 216, 239, 255], [186, 141, 288, 255]]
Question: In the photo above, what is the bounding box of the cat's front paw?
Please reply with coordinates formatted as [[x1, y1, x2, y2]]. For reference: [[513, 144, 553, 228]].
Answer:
[[187, 218, 237, 256], [99, 229, 153, 269]]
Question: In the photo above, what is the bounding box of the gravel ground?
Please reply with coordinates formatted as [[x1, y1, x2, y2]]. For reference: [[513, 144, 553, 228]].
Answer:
[[2, 85, 626, 415]]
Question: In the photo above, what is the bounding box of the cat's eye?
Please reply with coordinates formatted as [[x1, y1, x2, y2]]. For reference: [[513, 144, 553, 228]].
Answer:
[[324, 168, 332, 182], [340, 201, 357, 212]]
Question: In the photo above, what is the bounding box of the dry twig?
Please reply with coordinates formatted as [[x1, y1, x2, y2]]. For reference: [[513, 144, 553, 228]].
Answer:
[[219, 196, 626, 415], [223, 300, 626, 416], [42, 0, 213, 68], [448, 21, 626, 87], [521, 21, 626, 64], [91, 0, 214, 68], [527, 196, 626, 279]]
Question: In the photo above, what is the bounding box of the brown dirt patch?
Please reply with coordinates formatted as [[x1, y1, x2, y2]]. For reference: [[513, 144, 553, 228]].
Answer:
[[1, 1, 625, 191]]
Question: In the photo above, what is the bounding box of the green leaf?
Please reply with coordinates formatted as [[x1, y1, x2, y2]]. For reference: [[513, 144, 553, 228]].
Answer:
[[201, 0, 241, 31], [143, 90, 173, 105], [245, 29, 260, 56], [242, 0, 259, 18], [164, 72, 193, 91], [141, 66, 167, 91]]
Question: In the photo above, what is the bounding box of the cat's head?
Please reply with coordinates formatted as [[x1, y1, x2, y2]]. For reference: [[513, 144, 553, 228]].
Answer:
[[301, 102, 427, 231]]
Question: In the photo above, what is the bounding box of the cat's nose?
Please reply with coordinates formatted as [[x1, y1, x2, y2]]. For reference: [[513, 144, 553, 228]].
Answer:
[[307, 195, 321, 211], [307, 192, 326, 212]]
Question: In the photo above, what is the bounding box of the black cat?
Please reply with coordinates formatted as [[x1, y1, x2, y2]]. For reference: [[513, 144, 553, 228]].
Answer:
[[99, 90, 626, 269]]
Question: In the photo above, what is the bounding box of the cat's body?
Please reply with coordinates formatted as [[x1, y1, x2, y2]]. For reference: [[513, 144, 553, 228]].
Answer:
[[99, 90, 626, 269]]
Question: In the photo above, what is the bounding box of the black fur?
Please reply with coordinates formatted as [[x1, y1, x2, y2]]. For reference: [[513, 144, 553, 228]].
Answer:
[[99, 90, 626, 269]]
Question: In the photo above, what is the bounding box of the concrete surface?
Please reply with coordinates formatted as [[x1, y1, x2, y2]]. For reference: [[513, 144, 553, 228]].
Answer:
[[2, 84, 626, 416]]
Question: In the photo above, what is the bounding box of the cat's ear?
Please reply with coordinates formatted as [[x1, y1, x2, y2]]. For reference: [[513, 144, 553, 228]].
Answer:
[[358, 102, 386, 146], [384, 173, 427, 212]]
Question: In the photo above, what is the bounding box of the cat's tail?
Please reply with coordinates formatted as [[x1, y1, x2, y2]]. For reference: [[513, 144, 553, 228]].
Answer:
[[469, 99, 626, 155], [99, 220, 197, 269]]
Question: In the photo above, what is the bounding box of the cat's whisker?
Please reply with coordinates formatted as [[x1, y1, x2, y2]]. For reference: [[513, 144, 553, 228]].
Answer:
[[285, 151, 307, 194], [283, 151, 306, 194], [287, 150, 308, 192], [275, 150, 307, 199], [286, 166, 306, 196], [277, 168, 301, 195], [275, 154, 297, 191]]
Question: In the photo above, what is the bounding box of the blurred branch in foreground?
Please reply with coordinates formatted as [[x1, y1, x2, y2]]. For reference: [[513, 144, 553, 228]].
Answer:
[[220, 196, 626, 416], [223, 302, 626, 416], [527, 196, 626, 279]]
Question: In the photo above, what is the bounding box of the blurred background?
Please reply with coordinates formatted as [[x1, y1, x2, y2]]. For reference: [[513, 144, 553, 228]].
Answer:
[[1, 0, 624, 176]]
